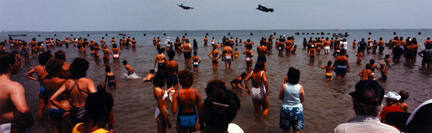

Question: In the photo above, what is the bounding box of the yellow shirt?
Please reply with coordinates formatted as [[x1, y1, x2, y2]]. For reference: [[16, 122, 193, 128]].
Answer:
[[72, 123, 109, 133]]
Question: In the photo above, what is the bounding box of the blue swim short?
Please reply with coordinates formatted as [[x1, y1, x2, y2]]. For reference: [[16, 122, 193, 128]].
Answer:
[[280, 106, 304, 130]]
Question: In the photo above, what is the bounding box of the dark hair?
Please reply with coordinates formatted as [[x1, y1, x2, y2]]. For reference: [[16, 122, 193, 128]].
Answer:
[[369, 59, 375, 65], [150, 69, 155, 73], [366, 64, 371, 69], [153, 73, 165, 87], [38, 52, 52, 65], [240, 72, 247, 79], [205, 80, 226, 97], [399, 90, 409, 102], [122, 60, 128, 65], [45, 59, 64, 78], [327, 61, 332, 66], [202, 90, 240, 132], [105, 66, 111, 72], [84, 91, 114, 125], [193, 51, 197, 56], [178, 70, 193, 88], [253, 61, 265, 72], [385, 54, 390, 58], [70, 58, 89, 79], [54, 50, 66, 61], [0, 52, 16, 75], [287, 67, 300, 84]]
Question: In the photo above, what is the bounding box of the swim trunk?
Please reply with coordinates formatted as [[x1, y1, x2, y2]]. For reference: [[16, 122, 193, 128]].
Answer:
[[113, 54, 120, 59], [193, 62, 199, 68], [251, 87, 266, 101], [280, 106, 304, 130], [167, 74, 178, 87], [48, 108, 65, 120], [70, 107, 86, 125], [334, 65, 347, 75], [184, 52, 192, 59], [246, 57, 252, 62], [225, 56, 232, 63], [157, 62, 165, 70], [212, 59, 218, 64], [0, 123, 11, 133], [324, 46, 330, 51], [257, 55, 267, 62], [39, 86, 46, 98]]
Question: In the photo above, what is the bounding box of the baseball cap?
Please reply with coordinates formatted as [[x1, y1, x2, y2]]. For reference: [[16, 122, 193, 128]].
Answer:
[[384, 91, 401, 101], [349, 80, 385, 105]]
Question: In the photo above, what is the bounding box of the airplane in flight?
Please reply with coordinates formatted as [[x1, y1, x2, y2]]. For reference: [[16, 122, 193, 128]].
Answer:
[[256, 4, 274, 12], [178, 3, 194, 10]]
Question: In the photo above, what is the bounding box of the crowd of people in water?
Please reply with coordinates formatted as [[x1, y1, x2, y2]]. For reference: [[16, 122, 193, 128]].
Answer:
[[1, 32, 432, 133]]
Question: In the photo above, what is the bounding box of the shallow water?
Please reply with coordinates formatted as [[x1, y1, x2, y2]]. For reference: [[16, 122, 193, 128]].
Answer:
[[1, 30, 432, 133]]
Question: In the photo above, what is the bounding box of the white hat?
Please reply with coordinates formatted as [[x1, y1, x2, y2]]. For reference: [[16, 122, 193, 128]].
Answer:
[[384, 91, 401, 101]]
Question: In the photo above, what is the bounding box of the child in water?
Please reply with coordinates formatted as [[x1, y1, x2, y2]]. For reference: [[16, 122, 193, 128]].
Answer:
[[385, 54, 391, 68], [379, 62, 387, 81], [191, 51, 201, 72], [122, 60, 136, 75], [356, 50, 363, 65], [144, 69, 155, 82], [234, 48, 239, 59], [320, 61, 334, 80], [105, 66, 116, 89], [399, 90, 409, 112]]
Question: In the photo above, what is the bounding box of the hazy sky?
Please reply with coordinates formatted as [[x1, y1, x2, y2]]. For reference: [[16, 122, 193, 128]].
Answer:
[[1, 0, 432, 31]]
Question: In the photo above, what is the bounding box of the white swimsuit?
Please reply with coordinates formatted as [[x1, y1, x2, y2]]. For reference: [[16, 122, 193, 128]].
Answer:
[[250, 71, 266, 101]]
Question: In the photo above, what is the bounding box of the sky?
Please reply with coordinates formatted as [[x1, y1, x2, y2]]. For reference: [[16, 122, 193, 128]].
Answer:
[[1, 0, 432, 31]]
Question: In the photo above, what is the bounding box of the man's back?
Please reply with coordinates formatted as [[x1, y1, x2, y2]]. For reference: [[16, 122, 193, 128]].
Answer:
[[334, 116, 399, 133], [0, 78, 29, 123]]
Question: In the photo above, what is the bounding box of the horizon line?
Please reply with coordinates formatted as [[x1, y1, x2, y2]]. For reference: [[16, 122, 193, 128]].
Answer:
[[1, 28, 432, 33]]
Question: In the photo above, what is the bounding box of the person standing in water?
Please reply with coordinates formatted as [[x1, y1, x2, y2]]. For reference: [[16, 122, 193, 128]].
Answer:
[[181, 40, 193, 65], [320, 61, 334, 80], [257, 43, 268, 71], [41, 59, 69, 133], [172, 70, 202, 133], [153, 74, 172, 133], [191, 51, 201, 72], [333, 51, 350, 80], [243, 47, 254, 71], [112, 44, 120, 63], [165, 54, 179, 89], [154, 48, 166, 72], [244, 61, 269, 120], [279, 67, 305, 133], [105, 66, 116, 89], [0, 52, 33, 133], [49, 58, 97, 125], [222, 45, 234, 70], [208, 47, 221, 71]]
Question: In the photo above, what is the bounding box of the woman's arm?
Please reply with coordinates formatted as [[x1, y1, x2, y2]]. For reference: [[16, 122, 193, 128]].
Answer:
[[262, 72, 269, 96], [49, 83, 68, 111], [24, 68, 37, 81]]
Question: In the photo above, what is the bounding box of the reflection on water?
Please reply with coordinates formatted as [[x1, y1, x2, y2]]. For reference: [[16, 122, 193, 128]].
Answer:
[[2, 29, 432, 133]]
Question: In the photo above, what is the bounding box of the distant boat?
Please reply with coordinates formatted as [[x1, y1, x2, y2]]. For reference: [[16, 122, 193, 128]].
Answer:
[[8, 34, 26, 37], [118, 33, 127, 36]]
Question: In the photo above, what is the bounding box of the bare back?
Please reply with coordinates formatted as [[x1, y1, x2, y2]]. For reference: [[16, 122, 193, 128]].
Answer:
[[63, 78, 96, 108]]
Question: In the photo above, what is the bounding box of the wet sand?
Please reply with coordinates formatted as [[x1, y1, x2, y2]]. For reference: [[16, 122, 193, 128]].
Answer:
[[2, 30, 432, 132]]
